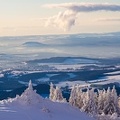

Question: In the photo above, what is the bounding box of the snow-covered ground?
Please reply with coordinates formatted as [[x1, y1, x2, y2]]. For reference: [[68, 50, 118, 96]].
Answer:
[[0, 74, 4, 78], [90, 75, 120, 85], [56, 73, 120, 88], [56, 80, 90, 88], [104, 71, 120, 75], [0, 81, 94, 120], [38, 63, 87, 70]]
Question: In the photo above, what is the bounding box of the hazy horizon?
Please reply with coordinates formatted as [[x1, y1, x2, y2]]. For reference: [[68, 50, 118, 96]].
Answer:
[[0, 32, 120, 59]]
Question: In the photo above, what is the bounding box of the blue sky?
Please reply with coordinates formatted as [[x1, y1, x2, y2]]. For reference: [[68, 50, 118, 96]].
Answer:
[[0, 0, 120, 36]]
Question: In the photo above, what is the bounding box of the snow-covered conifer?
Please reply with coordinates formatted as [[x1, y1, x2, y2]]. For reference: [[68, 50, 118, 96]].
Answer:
[[19, 80, 42, 105], [75, 85, 84, 109], [111, 86, 119, 114], [53, 86, 66, 102], [82, 88, 98, 115], [28, 80, 33, 90], [98, 89, 106, 114], [103, 87, 119, 115], [49, 83, 55, 100], [69, 85, 77, 106]]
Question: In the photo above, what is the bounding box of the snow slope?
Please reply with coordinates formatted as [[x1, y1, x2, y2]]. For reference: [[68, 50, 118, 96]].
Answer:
[[0, 81, 94, 120]]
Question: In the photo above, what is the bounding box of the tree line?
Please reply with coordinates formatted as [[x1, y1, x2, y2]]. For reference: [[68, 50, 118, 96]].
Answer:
[[49, 83, 120, 117]]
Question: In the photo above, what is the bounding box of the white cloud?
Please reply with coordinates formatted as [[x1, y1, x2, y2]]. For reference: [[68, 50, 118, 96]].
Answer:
[[97, 18, 120, 22], [44, 3, 120, 31], [45, 10, 76, 31]]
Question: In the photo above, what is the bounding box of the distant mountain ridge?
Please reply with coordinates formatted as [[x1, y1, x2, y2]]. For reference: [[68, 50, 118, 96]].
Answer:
[[27, 57, 99, 64]]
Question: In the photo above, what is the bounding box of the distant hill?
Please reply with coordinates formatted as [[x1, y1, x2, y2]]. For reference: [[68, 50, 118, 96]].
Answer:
[[27, 57, 99, 64], [22, 41, 47, 47]]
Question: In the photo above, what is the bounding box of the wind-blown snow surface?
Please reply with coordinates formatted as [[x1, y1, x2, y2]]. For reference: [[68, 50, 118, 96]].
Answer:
[[0, 82, 94, 120]]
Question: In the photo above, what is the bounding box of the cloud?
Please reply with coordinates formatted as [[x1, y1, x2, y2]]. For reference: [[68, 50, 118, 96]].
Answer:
[[44, 3, 120, 12], [44, 3, 120, 30], [97, 18, 120, 22], [45, 10, 76, 31]]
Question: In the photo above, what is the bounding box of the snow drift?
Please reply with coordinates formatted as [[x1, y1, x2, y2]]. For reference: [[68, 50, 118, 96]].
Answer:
[[0, 81, 94, 120]]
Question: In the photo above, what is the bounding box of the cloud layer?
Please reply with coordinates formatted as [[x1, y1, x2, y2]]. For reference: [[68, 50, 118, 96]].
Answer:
[[44, 3, 120, 12], [97, 18, 120, 22], [44, 3, 120, 31]]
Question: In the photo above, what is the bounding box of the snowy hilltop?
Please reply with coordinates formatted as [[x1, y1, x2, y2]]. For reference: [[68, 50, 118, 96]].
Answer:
[[0, 81, 94, 120]]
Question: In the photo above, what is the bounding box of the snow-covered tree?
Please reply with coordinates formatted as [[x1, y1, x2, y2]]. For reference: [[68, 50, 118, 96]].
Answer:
[[82, 88, 98, 115], [118, 96, 120, 111], [98, 89, 107, 114], [52, 86, 66, 102], [49, 83, 55, 100], [74, 85, 84, 109], [19, 80, 42, 105], [69, 85, 77, 106], [28, 80, 33, 90], [103, 87, 119, 115], [111, 86, 119, 114], [49, 83, 66, 102]]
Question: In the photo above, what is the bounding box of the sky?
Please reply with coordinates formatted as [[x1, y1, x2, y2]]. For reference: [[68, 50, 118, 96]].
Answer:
[[0, 0, 120, 36]]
